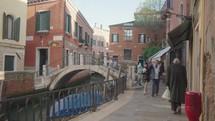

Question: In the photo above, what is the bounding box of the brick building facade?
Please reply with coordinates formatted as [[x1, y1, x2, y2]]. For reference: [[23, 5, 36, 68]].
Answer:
[[92, 24, 110, 65], [0, 0, 27, 71], [25, 0, 93, 75], [109, 21, 165, 65]]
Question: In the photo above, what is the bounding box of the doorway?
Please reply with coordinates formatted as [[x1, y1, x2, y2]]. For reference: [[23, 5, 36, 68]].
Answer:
[[38, 49, 48, 76], [138, 55, 144, 65]]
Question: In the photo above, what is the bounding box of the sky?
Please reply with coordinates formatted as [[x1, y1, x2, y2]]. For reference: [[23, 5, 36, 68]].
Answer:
[[73, 0, 143, 30]]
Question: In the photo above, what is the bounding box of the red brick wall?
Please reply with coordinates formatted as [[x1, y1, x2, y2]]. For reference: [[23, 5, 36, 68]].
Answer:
[[25, 0, 93, 69], [109, 26, 165, 64], [25, 1, 64, 68], [4, 72, 35, 98]]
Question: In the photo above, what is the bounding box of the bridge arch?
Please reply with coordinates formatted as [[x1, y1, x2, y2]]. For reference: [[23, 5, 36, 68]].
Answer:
[[49, 65, 113, 90]]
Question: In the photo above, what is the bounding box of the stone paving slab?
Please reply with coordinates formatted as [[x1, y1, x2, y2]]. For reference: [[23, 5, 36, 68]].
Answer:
[[71, 82, 188, 121]]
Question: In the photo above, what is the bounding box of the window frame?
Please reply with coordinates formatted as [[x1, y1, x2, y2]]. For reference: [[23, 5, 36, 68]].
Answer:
[[3, 54, 16, 71], [78, 25, 83, 43], [6, 15, 14, 39], [65, 13, 71, 34], [138, 34, 146, 43], [74, 21, 78, 38], [124, 30, 133, 41], [112, 34, 119, 43], [36, 10, 50, 33], [124, 49, 132, 60], [2, 12, 20, 41]]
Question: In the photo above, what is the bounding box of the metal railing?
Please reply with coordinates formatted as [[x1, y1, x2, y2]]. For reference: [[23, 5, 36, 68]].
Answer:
[[0, 75, 126, 121]]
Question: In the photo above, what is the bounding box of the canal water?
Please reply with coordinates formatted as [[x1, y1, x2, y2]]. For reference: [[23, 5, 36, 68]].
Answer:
[[7, 73, 105, 121]]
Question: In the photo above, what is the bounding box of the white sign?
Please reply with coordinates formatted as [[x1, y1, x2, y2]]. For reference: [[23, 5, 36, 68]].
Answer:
[[26, 36, 33, 41], [53, 36, 63, 41]]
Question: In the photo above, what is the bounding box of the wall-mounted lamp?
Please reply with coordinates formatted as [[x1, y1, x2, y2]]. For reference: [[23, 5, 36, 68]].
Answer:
[[166, 10, 192, 21]]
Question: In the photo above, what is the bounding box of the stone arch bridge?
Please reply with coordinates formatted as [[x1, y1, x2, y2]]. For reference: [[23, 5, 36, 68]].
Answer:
[[35, 65, 121, 90]]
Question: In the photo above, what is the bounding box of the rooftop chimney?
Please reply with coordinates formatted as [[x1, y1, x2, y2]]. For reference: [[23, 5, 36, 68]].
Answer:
[[100, 24, 102, 29]]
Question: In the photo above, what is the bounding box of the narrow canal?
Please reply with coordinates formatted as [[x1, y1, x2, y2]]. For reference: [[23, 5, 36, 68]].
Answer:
[[7, 72, 105, 121]]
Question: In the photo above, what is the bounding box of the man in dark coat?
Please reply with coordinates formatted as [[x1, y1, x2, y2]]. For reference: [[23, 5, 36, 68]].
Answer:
[[166, 58, 187, 114]]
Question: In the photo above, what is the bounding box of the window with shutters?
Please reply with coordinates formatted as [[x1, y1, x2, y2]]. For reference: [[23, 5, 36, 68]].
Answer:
[[36, 10, 50, 32], [74, 22, 78, 37], [124, 30, 133, 41], [4, 55, 15, 71], [87, 35, 90, 45], [112, 34, 119, 43], [124, 49, 132, 60], [138, 34, 146, 43], [2, 12, 20, 41], [79, 26, 83, 43], [85, 32, 89, 46], [65, 13, 71, 34]]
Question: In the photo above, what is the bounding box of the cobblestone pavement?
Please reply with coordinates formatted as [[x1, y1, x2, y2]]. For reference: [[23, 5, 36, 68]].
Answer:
[[71, 82, 188, 121]]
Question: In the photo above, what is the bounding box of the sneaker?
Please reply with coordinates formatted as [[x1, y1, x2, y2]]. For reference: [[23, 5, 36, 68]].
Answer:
[[143, 91, 146, 95]]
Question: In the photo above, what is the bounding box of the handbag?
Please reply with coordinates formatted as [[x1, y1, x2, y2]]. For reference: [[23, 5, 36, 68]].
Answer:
[[162, 88, 170, 100]]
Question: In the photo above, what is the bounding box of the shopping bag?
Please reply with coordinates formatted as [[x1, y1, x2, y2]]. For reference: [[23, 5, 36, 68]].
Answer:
[[162, 88, 170, 100]]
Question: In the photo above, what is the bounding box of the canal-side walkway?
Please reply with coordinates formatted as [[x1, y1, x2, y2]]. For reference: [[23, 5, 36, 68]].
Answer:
[[71, 82, 188, 121]]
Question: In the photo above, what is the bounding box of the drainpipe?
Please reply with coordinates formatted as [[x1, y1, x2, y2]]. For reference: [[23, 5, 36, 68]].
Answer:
[[62, 0, 66, 68], [167, 14, 171, 65]]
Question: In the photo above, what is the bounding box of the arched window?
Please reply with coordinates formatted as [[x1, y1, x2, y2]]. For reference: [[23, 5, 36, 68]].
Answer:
[[3, 12, 20, 41], [7, 15, 14, 39]]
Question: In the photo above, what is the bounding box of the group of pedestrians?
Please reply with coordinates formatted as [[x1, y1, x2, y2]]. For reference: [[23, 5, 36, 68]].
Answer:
[[136, 60, 164, 96], [136, 58, 187, 115]]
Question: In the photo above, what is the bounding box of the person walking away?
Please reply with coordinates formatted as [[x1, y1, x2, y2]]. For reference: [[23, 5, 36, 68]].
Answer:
[[142, 63, 150, 94], [166, 58, 187, 114], [149, 60, 163, 97], [137, 63, 143, 86]]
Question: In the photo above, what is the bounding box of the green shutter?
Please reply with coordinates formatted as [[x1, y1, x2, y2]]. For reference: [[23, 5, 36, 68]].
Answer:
[[46, 10, 50, 30], [75, 22, 78, 37], [64, 13, 67, 32], [36, 12, 40, 31], [14, 17, 20, 41], [85, 32, 87, 45], [87, 35, 90, 45], [3, 12, 6, 39]]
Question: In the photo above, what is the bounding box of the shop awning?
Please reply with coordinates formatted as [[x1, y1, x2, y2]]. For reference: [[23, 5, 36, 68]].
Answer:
[[168, 20, 192, 47], [148, 49, 162, 61], [152, 46, 171, 61]]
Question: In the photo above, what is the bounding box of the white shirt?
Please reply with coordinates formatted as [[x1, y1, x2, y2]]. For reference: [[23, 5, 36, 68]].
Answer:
[[154, 65, 160, 79]]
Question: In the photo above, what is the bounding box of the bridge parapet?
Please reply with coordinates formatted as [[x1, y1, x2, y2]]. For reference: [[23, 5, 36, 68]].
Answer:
[[48, 65, 122, 90]]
